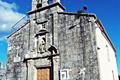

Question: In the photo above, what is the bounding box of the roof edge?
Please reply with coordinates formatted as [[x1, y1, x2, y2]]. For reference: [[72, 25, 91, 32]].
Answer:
[[28, 2, 65, 15], [96, 20, 116, 53], [58, 12, 97, 19], [7, 21, 30, 39]]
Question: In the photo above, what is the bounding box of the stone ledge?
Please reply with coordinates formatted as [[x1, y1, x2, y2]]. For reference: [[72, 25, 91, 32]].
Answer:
[[24, 52, 59, 60]]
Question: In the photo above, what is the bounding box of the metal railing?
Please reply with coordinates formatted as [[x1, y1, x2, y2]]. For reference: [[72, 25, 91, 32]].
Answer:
[[10, 15, 30, 34]]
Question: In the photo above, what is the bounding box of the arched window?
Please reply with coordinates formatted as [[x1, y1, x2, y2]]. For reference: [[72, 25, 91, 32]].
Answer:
[[35, 28, 49, 53]]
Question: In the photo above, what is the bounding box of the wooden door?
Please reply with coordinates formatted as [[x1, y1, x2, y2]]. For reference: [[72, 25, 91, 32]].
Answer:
[[37, 67, 50, 80]]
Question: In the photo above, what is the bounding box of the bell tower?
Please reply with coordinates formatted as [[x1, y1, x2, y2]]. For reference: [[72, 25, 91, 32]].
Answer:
[[32, 0, 61, 10], [32, 0, 48, 10]]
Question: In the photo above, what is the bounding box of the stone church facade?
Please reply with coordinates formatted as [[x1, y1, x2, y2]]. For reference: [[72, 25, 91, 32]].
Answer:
[[6, 0, 119, 80]]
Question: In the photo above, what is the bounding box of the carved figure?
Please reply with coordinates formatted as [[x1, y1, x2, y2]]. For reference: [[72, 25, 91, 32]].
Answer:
[[35, 28, 49, 53], [38, 36, 46, 53]]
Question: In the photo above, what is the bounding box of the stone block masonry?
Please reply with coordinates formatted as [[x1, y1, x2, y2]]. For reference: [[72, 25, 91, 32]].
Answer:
[[7, 1, 118, 80]]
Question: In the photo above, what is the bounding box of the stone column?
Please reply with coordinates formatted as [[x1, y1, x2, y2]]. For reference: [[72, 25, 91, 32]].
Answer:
[[32, 0, 48, 10], [53, 56, 60, 80], [32, 0, 37, 10], [27, 60, 35, 80]]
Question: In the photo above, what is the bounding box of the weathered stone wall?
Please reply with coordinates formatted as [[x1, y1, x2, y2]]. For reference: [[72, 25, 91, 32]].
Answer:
[[7, 23, 30, 80], [58, 14, 100, 80], [25, 5, 64, 80], [7, 3, 64, 80], [7, 2, 101, 80]]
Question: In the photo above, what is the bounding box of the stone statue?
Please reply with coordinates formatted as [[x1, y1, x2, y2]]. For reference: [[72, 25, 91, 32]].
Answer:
[[38, 36, 46, 53], [35, 27, 49, 53]]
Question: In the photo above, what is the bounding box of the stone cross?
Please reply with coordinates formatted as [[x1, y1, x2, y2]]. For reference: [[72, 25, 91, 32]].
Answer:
[[79, 68, 86, 80]]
